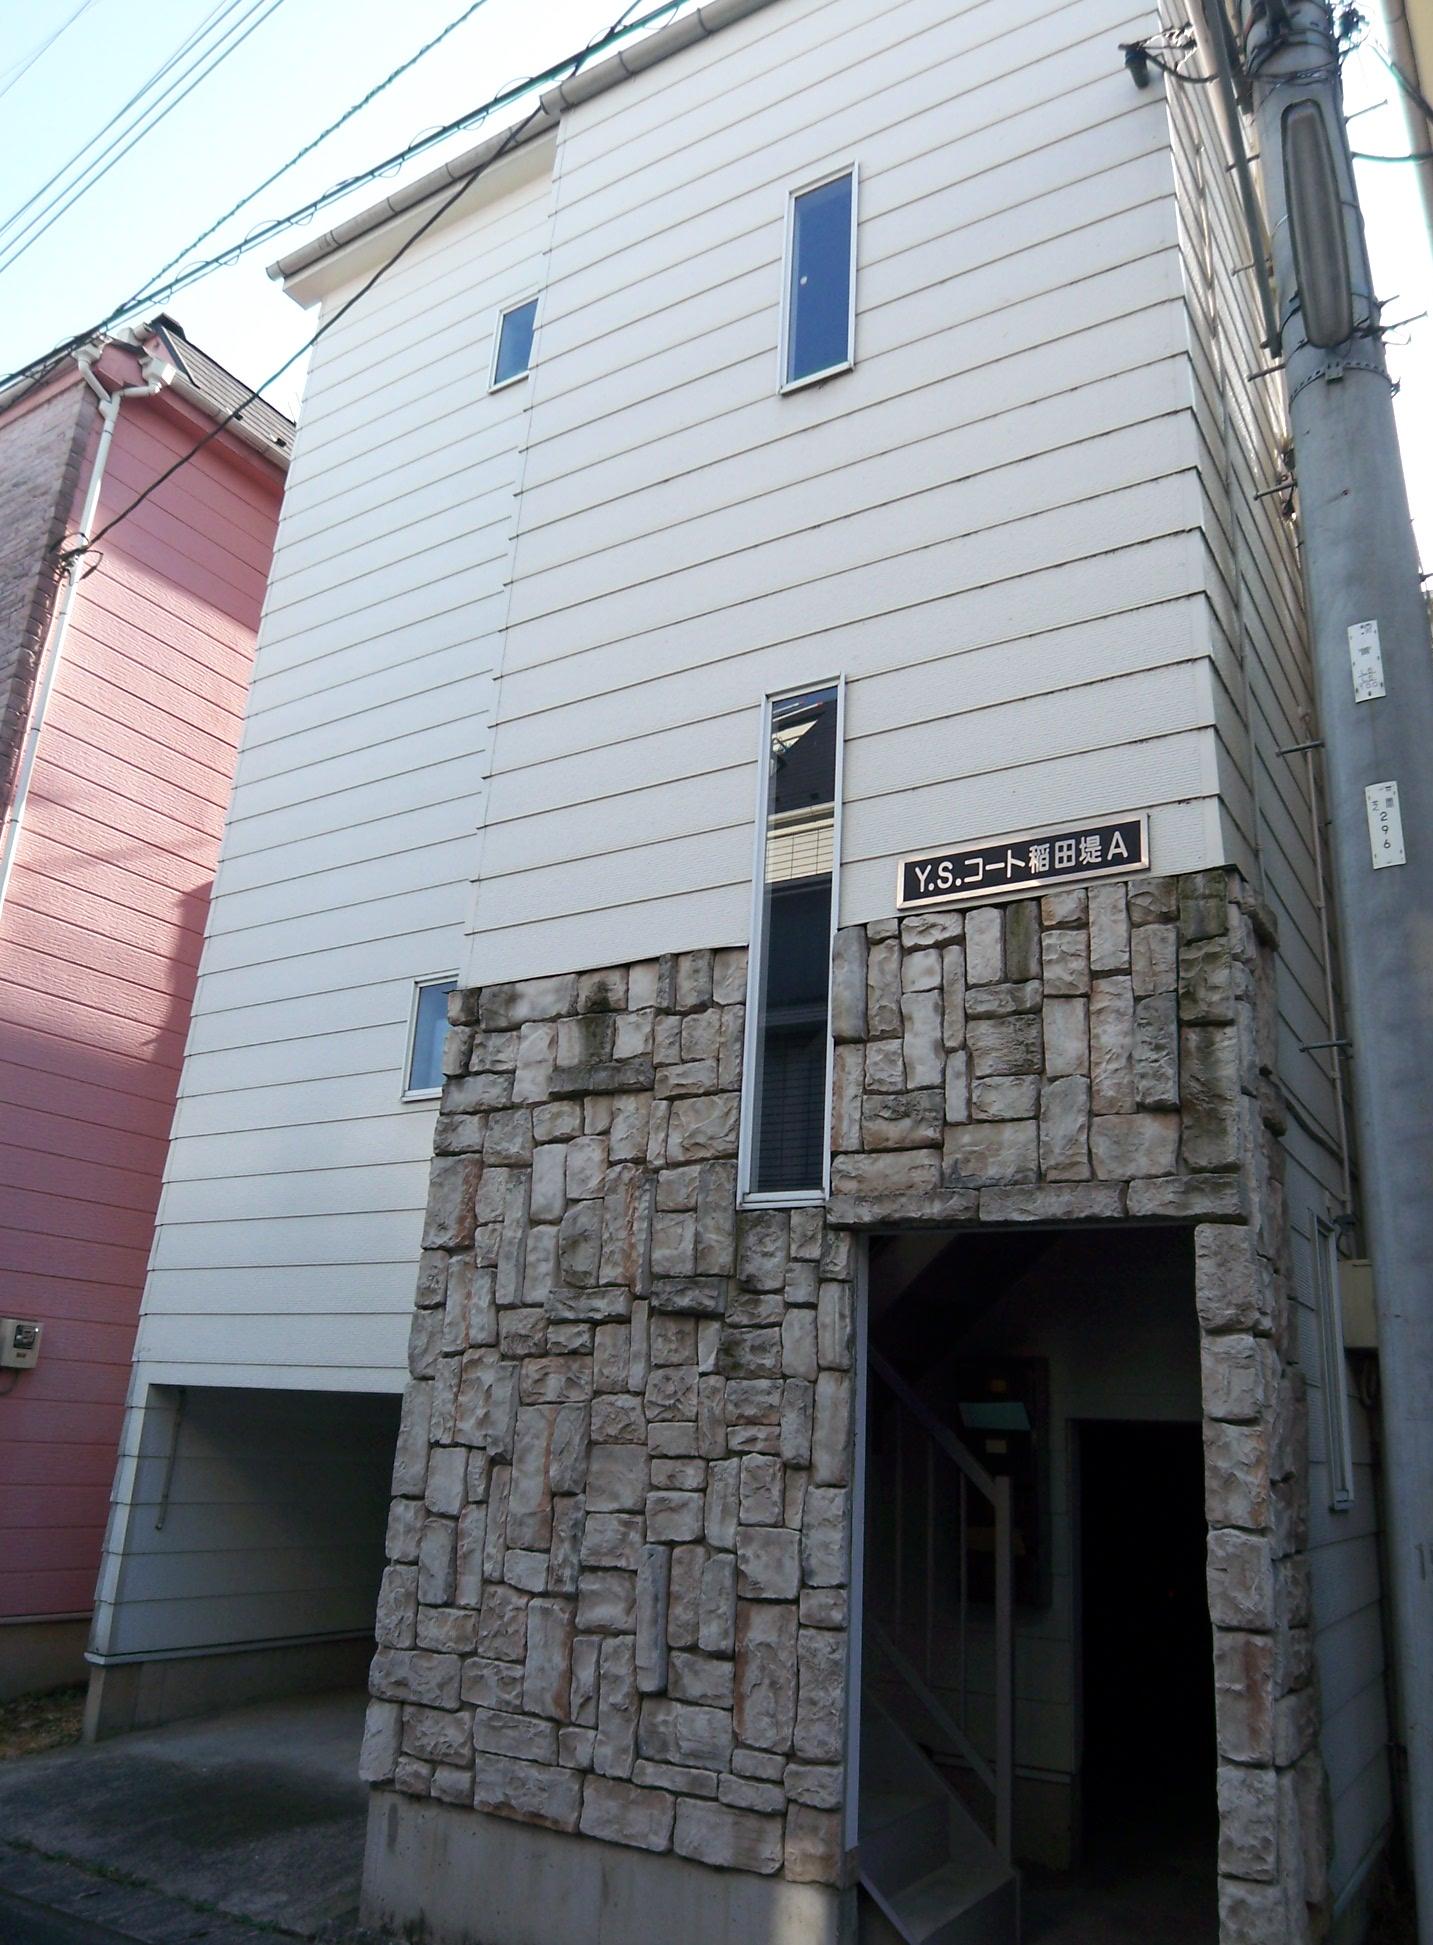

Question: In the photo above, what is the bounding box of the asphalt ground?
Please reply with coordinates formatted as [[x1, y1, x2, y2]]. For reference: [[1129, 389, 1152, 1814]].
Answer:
[[0, 1690, 371, 1944]]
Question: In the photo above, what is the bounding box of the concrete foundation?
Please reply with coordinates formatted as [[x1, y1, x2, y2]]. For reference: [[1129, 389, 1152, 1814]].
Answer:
[[0, 1616, 89, 1701], [84, 1635, 375, 1741], [361, 1787, 853, 1945]]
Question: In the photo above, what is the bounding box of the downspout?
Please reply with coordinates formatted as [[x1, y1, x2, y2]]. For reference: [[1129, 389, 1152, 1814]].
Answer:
[[0, 348, 168, 919]]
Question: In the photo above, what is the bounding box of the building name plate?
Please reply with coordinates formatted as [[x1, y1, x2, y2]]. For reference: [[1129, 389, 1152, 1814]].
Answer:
[[897, 814, 1149, 910]]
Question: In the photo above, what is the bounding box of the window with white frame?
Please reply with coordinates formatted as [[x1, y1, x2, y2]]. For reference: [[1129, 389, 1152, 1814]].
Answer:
[[781, 167, 857, 390], [1314, 1216, 1355, 1510], [405, 975, 457, 1097], [490, 295, 538, 390], [741, 684, 842, 1199]]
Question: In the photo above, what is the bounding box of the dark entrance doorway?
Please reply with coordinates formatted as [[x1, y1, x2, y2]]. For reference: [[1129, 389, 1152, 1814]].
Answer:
[[1058, 1418, 1218, 1939]]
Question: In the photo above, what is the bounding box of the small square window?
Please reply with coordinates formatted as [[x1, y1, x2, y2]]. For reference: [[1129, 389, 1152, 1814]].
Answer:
[[491, 296, 538, 389], [782, 168, 857, 390], [405, 976, 457, 1097]]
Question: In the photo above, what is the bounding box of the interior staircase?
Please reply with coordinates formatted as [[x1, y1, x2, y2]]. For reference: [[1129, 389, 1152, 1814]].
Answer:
[[859, 1699, 1019, 1944], [858, 1349, 1021, 1943]]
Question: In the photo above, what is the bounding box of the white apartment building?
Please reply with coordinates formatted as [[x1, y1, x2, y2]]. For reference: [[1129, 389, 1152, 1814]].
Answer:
[[88, 2, 1398, 1940]]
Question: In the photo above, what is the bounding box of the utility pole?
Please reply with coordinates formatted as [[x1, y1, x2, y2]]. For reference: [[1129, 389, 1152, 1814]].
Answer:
[[1241, 2, 1433, 1931]]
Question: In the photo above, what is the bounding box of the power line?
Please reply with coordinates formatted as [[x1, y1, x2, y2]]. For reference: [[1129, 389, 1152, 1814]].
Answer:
[[0, 0, 105, 107], [0, 0, 290, 279], [0, 0, 240, 249], [121, 0, 499, 331], [58, 0, 670, 565], [0, 0, 690, 399]]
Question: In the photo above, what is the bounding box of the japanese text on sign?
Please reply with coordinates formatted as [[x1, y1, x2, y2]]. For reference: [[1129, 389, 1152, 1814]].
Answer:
[[897, 815, 1149, 910]]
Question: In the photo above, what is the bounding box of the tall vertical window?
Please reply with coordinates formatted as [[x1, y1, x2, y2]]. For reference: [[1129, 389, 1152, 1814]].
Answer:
[[490, 296, 538, 390], [742, 684, 842, 1198], [782, 167, 857, 390], [405, 975, 457, 1097], [1314, 1217, 1356, 1510]]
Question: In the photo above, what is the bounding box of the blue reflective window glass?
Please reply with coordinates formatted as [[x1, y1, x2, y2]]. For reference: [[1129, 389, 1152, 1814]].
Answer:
[[408, 979, 456, 1092], [786, 173, 854, 385], [493, 297, 537, 387]]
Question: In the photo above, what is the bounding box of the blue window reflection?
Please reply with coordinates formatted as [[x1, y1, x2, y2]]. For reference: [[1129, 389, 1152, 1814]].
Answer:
[[493, 297, 537, 387], [786, 173, 854, 386], [408, 979, 456, 1093]]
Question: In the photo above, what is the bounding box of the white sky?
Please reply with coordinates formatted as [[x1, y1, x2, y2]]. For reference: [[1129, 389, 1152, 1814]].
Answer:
[[0, 0, 1428, 564]]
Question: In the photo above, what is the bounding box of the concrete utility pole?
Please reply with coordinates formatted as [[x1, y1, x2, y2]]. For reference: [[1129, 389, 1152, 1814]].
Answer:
[[1241, 1, 1433, 1931]]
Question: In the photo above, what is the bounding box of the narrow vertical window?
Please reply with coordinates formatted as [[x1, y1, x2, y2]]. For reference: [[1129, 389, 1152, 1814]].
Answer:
[[490, 296, 538, 389], [1314, 1217, 1355, 1510], [743, 685, 841, 1197], [782, 168, 857, 389], [405, 976, 457, 1097]]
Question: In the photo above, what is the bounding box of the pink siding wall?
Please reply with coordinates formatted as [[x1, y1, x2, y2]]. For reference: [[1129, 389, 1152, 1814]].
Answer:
[[0, 369, 283, 1625]]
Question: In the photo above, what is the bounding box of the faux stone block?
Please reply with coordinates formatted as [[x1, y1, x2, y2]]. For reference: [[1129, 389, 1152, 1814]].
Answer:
[[866, 937, 902, 1037], [972, 1075, 1039, 1121], [1041, 927, 1090, 996], [734, 1600, 798, 1751], [1089, 977, 1136, 1114], [811, 1371, 853, 1487], [1042, 996, 1088, 1077], [576, 1570, 637, 1634], [472, 1752, 582, 1832], [522, 1599, 574, 1721], [669, 1651, 735, 1709], [831, 927, 867, 1041], [673, 1799, 782, 1875], [635, 1544, 671, 1694], [666, 1542, 705, 1649], [784, 1803, 843, 1884], [1194, 1224, 1271, 1333], [801, 1487, 849, 1587], [739, 1454, 784, 1526], [737, 1526, 800, 1599], [463, 1655, 524, 1713], [370, 1647, 461, 1710], [699, 1553, 738, 1656], [426, 1441, 467, 1515], [794, 1628, 844, 1762], [1181, 1025, 1241, 1171], [593, 1636, 638, 1780], [633, 1759, 718, 1798], [719, 1774, 785, 1813], [1039, 1075, 1090, 1181], [965, 1015, 1042, 1077], [359, 1701, 401, 1783], [580, 1775, 676, 1853], [964, 908, 1004, 986], [666, 1094, 740, 1163], [1207, 1528, 1275, 1631], [943, 1119, 1038, 1188], [901, 990, 944, 1088], [1089, 1112, 1179, 1180], [637, 1697, 734, 1770], [861, 1088, 942, 1149], [816, 1283, 852, 1371], [1134, 993, 1179, 1110]]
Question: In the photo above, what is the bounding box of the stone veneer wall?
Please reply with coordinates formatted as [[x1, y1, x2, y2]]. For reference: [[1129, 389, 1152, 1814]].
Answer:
[[361, 868, 1328, 1944]]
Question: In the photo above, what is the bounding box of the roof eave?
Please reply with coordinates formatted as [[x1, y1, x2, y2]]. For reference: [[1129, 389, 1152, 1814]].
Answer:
[[269, 0, 783, 297]]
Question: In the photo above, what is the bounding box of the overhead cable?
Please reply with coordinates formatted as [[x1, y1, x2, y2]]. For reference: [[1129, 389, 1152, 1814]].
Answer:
[[57, 0, 676, 563], [0, 0, 105, 107], [0, 0, 690, 398], [0, 0, 242, 248], [0, 0, 290, 279]]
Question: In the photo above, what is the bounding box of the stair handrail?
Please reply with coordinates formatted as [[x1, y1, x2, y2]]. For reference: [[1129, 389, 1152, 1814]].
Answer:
[[868, 1346, 999, 1500], [867, 1345, 1015, 1864]]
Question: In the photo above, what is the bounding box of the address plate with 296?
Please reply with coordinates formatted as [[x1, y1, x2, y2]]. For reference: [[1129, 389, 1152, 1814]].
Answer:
[[897, 814, 1149, 911]]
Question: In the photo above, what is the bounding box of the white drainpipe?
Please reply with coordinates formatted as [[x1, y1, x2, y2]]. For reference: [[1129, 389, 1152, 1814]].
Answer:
[[0, 347, 170, 919]]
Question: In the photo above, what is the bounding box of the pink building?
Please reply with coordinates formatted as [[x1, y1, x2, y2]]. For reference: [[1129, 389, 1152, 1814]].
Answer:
[[0, 319, 290, 1697]]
